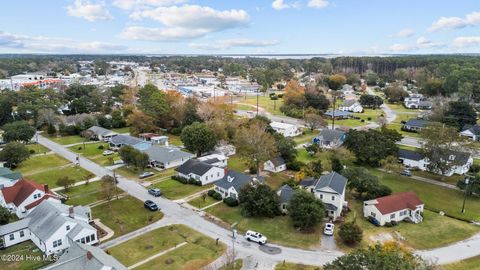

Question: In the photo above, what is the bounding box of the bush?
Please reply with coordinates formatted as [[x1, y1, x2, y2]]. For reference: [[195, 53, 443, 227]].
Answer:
[[171, 175, 188, 184], [367, 117, 372, 121], [339, 222, 363, 245], [286, 160, 304, 171], [270, 95, 278, 100], [29, 149, 35, 154], [98, 145, 105, 150], [223, 197, 239, 207], [249, 166, 257, 174], [208, 190, 223, 201], [77, 146, 82, 150], [47, 124, 56, 135], [187, 178, 202, 186], [390, 220, 398, 226]]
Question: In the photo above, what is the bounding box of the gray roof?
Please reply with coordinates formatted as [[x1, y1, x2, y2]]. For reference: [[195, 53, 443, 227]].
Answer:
[[462, 124, 480, 136], [87, 126, 117, 136], [142, 146, 194, 164], [278, 185, 294, 204], [215, 170, 252, 192], [324, 110, 352, 117], [315, 129, 345, 143], [398, 149, 425, 161], [0, 167, 22, 181], [42, 239, 127, 270], [341, 100, 357, 107], [404, 119, 429, 128], [314, 172, 347, 195], [270, 157, 286, 167], [203, 158, 220, 165], [175, 159, 214, 176], [299, 177, 316, 187], [110, 134, 143, 146], [0, 218, 30, 235]]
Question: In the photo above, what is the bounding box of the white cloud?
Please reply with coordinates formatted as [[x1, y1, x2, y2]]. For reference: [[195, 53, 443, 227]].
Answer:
[[389, 37, 444, 52], [429, 11, 480, 32], [391, 28, 415, 38], [123, 5, 249, 41], [66, 0, 113, 22], [112, 0, 187, 10], [453, 36, 480, 48], [307, 0, 329, 9], [189, 39, 279, 50], [272, 0, 290, 10]]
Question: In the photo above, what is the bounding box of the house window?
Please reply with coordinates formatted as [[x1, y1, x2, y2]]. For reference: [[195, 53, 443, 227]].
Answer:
[[53, 239, 62, 248], [81, 238, 85, 244], [20, 231, 24, 237], [331, 196, 335, 201], [319, 194, 323, 199], [86, 235, 90, 243], [9, 234, 14, 241], [370, 212, 376, 218], [90, 234, 95, 241], [217, 172, 220, 177], [66, 225, 70, 231], [390, 213, 396, 219]]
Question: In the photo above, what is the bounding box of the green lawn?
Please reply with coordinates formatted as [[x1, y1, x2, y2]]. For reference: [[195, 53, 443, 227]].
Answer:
[[152, 179, 212, 200], [0, 241, 53, 270], [26, 143, 49, 154], [116, 166, 160, 181], [48, 135, 85, 145], [26, 165, 93, 188], [92, 196, 163, 238], [227, 155, 250, 173], [293, 130, 317, 145], [240, 95, 285, 116], [188, 195, 219, 209], [109, 224, 225, 268], [388, 103, 422, 114], [69, 142, 120, 166], [60, 181, 118, 206], [111, 127, 130, 134], [275, 263, 321, 270], [374, 170, 480, 221], [167, 134, 183, 146], [205, 203, 322, 249], [327, 118, 366, 128], [16, 154, 70, 175], [219, 259, 243, 270], [296, 149, 315, 164], [265, 172, 292, 190], [397, 144, 421, 151], [442, 256, 480, 270], [339, 198, 479, 250], [412, 170, 464, 186]]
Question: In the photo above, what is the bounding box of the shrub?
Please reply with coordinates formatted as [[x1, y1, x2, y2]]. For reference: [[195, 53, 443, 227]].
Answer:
[[223, 197, 239, 207], [367, 117, 372, 121], [77, 146, 82, 150], [171, 175, 188, 184], [187, 178, 202, 186], [286, 160, 304, 171], [385, 222, 393, 227], [29, 149, 35, 154], [270, 95, 278, 100], [339, 222, 363, 245], [208, 190, 222, 201], [278, 94, 284, 98], [249, 166, 257, 174], [207, 190, 216, 196], [98, 145, 105, 150], [390, 220, 398, 226]]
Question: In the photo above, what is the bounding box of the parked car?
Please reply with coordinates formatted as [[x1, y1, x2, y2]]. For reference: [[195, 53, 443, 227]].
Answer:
[[400, 169, 412, 177], [245, 230, 267, 245], [102, 150, 115, 156], [139, 172, 155, 179], [148, 188, 161, 197], [144, 200, 158, 211], [324, 223, 334, 236], [302, 143, 312, 148]]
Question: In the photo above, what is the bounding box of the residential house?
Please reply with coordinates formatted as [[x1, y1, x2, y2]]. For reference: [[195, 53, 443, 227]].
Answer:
[[142, 146, 194, 169], [270, 122, 301, 137], [198, 153, 228, 168], [363, 192, 424, 226], [398, 148, 473, 176], [324, 110, 352, 119], [86, 126, 118, 142], [0, 179, 60, 218], [109, 135, 151, 151], [301, 172, 348, 220], [263, 157, 287, 173], [404, 94, 432, 110], [313, 129, 346, 149], [339, 100, 363, 113], [214, 170, 260, 200], [277, 185, 294, 213], [402, 119, 430, 132], [0, 167, 22, 189], [41, 239, 127, 270], [175, 159, 225, 185], [0, 201, 97, 255], [460, 124, 480, 141], [139, 133, 169, 146]]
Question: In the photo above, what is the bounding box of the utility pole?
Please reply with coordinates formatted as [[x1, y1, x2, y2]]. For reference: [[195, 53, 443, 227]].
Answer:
[[113, 169, 119, 200], [256, 92, 259, 116], [231, 222, 238, 266], [331, 95, 337, 130], [462, 175, 473, 213]]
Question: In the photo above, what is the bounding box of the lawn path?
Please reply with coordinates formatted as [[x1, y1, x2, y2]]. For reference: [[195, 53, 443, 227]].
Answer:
[[377, 169, 459, 190], [128, 242, 188, 269]]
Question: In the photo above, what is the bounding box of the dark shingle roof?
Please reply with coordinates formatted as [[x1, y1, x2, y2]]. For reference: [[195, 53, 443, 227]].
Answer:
[[299, 177, 316, 187], [314, 172, 347, 195], [87, 126, 116, 136], [214, 170, 252, 192], [462, 124, 480, 136], [398, 149, 425, 161], [324, 110, 352, 117], [315, 129, 345, 143], [110, 135, 143, 146], [270, 157, 286, 166], [175, 159, 214, 176], [278, 185, 294, 204]]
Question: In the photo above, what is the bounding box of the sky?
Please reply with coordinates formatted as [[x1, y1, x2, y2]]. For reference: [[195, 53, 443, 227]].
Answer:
[[0, 0, 479, 55]]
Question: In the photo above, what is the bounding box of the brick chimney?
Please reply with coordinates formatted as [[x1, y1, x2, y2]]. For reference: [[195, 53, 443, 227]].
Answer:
[[86, 251, 93, 260], [43, 184, 49, 194], [68, 206, 74, 218]]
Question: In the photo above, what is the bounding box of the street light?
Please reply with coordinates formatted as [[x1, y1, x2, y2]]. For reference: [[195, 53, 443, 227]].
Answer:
[[461, 177, 471, 213], [231, 222, 238, 267]]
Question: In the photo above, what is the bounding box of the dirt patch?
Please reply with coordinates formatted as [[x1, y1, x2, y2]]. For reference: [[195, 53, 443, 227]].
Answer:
[[369, 232, 394, 243]]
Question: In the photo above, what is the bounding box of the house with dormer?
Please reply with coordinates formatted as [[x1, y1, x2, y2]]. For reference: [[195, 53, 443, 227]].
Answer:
[[0, 178, 60, 218], [398, 149, 472, 176], [175, 159, 225, 185], [214, 170, 260, 200]]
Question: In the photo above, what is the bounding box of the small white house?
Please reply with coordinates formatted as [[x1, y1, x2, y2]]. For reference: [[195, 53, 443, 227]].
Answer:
[[339, 100, 363, 113], [363, 192, 424, 226], [142, 146, 195, 169], [214, 170, 256, 200], [263, 157, 287, 173], [175, 159, 225, 185], [460, 125, 480, 141], [86, 126, 118, 142], [270, 122, 301, 137]]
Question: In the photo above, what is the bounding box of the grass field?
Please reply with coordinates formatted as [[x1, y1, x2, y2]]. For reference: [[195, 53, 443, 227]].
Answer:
[[240, 95, 285, 116], [26, 165, 93, 188], [111, 127, 130, 134], [227, 155, 250, 173], [339, 198, 479, 250], [441, 256, 480, 270], [265, 172, 292, 190], [296, 149, 315, 164], [374, 170, 480, 221], [205, 203, 322, 249], [219, 259, 243, 270], [188, 195, 219, 209], [16, 154, 70, 175], [293, 130, 317, 145], [26, 143, 49, 154], [0, 241, 53, 270], [275, 263, 320, 270], [48, 135, 85, 145], [60, 181, 119, 206], [109, 224, 225, 268], [92, 196, 163, 238], [152, 179, 212, 200], [69, 142, 120, 166], [116, 166, 162, 181]]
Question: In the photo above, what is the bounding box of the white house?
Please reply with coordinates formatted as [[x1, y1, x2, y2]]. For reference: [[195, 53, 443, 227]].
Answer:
[[109, 135, 151, 151], [175, 159, 225, 185], [339, 100, 363, 113], [0, 201, 98, 255], [0, 179, 60, 218], [86, 126, 118, 142], [460, 125, 480, 141], [214, 170, 258, 200], [263, 157, 287, 173], [198, 153, 228, 168], [363, 192, 424, 226], [270, 122, 301, 137], [303, 172, 348, 220], [313, 129, 346, 149], [142, 146, 195, 169], [398, 149, 473, 176]]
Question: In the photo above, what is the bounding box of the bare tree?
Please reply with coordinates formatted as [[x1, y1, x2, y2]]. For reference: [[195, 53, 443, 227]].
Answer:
[[304, 113, 326, 131], [99, 175, 116, 208]]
